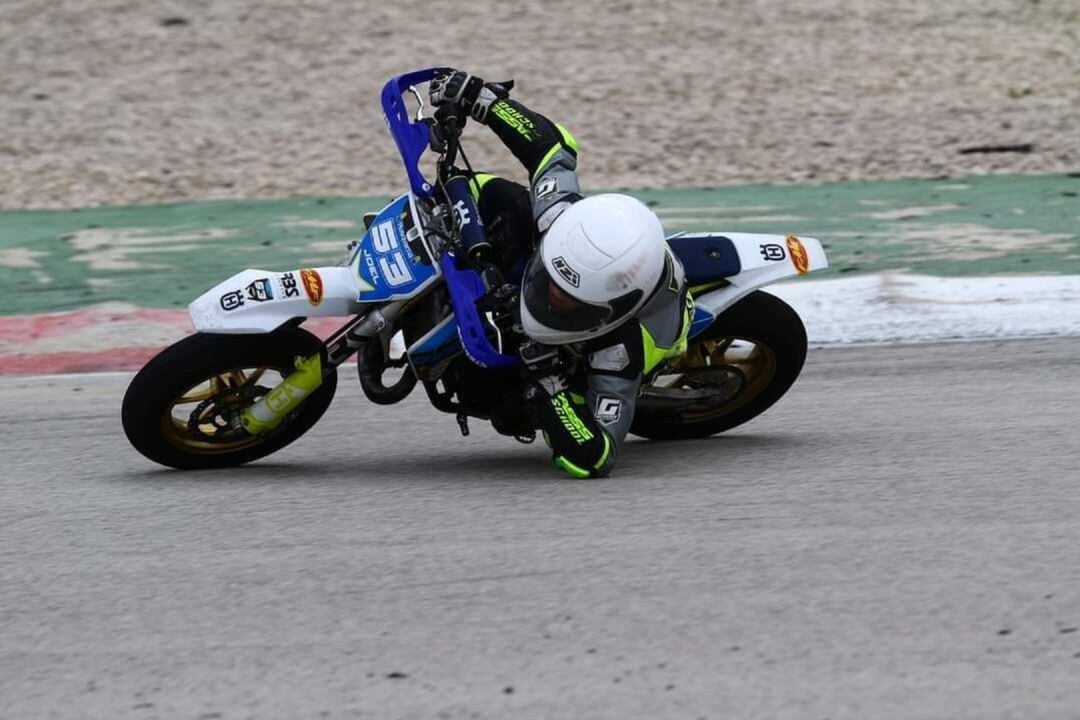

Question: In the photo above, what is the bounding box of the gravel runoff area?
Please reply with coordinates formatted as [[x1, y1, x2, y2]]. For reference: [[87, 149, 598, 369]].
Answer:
[[2, 0, 1079, 210]]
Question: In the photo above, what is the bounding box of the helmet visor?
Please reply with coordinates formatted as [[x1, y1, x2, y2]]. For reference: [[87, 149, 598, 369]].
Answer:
[[522, 252, 612, 332]]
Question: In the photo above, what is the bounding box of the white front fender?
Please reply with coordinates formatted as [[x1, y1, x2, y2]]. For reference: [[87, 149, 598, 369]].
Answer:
[[188, 266, 364, 333]]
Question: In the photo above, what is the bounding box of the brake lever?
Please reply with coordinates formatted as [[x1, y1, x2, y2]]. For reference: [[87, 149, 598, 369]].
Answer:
[[406, 84, 426, 122]]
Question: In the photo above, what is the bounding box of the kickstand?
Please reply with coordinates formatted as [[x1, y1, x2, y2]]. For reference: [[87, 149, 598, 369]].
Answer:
[[456, 413, 470, 437]]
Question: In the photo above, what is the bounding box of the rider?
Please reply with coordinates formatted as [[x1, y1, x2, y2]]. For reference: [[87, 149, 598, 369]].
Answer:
[[429, 69, 691, 478]]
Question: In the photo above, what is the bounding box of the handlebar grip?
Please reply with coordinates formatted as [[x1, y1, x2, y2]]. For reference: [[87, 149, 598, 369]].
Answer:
[[434, 104, 466, 132], [432, 105, 465, 172]]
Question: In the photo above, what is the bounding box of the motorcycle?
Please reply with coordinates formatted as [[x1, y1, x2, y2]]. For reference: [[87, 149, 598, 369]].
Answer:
[[122, 67, 828, 470]]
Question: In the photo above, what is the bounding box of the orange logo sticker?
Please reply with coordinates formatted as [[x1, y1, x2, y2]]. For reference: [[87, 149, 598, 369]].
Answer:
[[300, 268, 323, 306], [786, 235, 810, 275]]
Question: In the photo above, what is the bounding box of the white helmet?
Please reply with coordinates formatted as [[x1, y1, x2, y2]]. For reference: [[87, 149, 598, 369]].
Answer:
[[520, 193, 667, 345]]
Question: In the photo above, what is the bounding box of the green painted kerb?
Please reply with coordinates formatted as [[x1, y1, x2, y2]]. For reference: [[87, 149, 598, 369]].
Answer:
[[0, 173, 1078, 315]]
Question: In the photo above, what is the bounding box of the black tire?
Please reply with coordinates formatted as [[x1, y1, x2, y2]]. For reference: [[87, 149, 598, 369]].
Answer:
[[630, 290, 807, 440], [122, 327, 337, 470]]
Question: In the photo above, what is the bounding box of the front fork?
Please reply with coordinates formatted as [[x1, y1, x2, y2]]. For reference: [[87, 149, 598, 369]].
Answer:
[[240, 352, 325, 434], [239, 301, 406, 435]]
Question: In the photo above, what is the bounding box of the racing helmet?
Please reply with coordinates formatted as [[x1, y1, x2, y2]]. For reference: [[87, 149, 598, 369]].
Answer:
[[520, 193, 667, 345]]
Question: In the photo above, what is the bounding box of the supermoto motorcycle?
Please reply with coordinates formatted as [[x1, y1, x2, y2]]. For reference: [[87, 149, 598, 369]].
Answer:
[[122, 67, 828, 470]]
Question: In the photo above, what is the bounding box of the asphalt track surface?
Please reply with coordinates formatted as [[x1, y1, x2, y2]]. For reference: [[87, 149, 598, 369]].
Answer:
[[3, 339, 1080, 719]]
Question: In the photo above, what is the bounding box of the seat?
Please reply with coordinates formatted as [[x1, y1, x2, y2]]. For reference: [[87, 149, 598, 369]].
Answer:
[[667, 233, 742, 285]]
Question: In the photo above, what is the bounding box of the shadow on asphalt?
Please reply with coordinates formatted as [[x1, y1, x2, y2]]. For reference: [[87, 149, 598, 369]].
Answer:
[[115, 431, 808, 485]]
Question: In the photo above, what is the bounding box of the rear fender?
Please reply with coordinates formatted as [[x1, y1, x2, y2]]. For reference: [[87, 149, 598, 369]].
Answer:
[[689, 233, 827, 329], [188, 267, 364, 334]]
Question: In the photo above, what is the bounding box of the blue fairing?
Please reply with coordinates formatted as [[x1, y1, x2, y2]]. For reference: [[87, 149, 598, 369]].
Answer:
[[351, 195, 440, 302], [688, 305, 716, 339], [381, 68, 440, 198], [407, 315, 461, 368], [404, 256, 529, 372], [440, 253, 521, 368], [348, 192, 519, 369]]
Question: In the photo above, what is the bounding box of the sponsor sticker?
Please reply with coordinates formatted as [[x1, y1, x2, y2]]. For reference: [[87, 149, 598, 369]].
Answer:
[[219, 289, 245, 311], [604, 248, 647, 293], [595, 395, 623, 425], [452, 199, 472, 228], [245, 278, 274, 302], [552, 256, 581, 288], [279, 272, 300, 298], [300, 268, 323, 306], [759, 243, 786, 262], [786, 235, 810, 275], [535, 175, 559, 199]]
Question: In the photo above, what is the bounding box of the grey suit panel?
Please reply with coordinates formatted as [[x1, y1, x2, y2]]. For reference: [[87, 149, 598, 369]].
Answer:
[[580, 249, 689, 451], [531, 148, 583, 232], [585, 369, 643, 450], [637, 249, 688, 349]]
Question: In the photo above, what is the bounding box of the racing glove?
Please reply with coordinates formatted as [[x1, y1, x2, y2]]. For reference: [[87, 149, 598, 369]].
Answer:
[[429, 69, 511, 123], [520, 342, 614, 478], [520, 341, 566, 396]]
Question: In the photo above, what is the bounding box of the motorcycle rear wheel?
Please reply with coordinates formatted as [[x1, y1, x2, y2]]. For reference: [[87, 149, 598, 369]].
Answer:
[[122, 327, 337, 470], [630, 290, 807, 440]]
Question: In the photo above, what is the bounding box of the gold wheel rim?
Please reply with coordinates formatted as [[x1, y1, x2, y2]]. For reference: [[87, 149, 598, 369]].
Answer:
[[160, 366, 275, 454], [655, 337, 777, 422]]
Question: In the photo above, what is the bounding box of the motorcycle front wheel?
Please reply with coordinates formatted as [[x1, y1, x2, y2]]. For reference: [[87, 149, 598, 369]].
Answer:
[[630, 290, 807, 440], [122, 327, 337, 470]]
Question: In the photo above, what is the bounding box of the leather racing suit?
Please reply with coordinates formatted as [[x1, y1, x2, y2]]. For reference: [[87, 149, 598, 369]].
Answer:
[[466, 95, 691, 478]]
